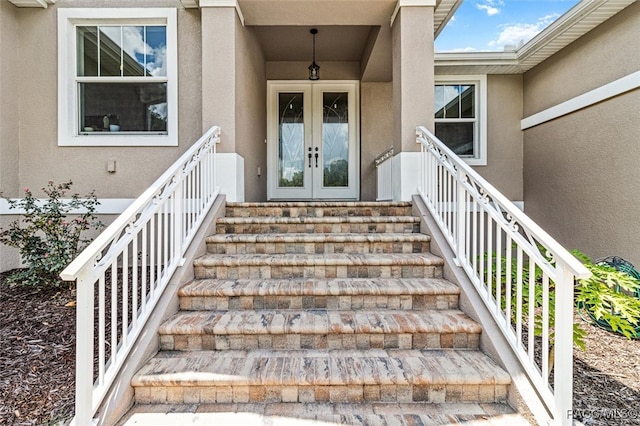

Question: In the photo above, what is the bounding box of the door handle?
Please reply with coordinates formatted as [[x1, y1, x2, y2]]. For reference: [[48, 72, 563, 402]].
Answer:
[[314, 147, 319, 168], [308, 147, 312, 168]]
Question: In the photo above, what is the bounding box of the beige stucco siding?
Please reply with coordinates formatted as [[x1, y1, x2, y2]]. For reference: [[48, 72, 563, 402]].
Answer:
[[361, 82, 393, 201], [234, 21, 267, 202], [0, 1, 20, 198], [16, 2, 203, 198], [0, 3, 22, 271], [523, 3, 640, 264], [479, 74, 523, 201], [523, 2, 640, 116]]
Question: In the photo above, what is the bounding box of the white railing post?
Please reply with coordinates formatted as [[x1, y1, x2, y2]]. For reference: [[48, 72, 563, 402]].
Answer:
[[174, 179, 184, 266], [75, 272, 95, 426], [554, 262, 575, 426]]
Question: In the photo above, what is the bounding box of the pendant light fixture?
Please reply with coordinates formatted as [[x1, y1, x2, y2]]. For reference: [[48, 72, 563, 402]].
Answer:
[[308, 28, 320, 81]]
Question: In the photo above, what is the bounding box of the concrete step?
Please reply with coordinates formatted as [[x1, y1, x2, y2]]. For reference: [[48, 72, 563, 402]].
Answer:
[[158, 309, 481, 351], [178, 278, 460, 311], [193, 253, 444, 280], [206, 233, 432, 255], [225, 201, 413, 218], [132, 349, 511, 405], [118, 402, 531, 425], [215, 216, 421, 235]]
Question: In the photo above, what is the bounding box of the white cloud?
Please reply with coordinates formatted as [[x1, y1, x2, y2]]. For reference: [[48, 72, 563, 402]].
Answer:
[[489, 13, 559, 48], [476, 0, 504, 16]]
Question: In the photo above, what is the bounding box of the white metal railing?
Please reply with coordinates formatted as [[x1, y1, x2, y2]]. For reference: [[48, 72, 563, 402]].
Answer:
[[60, 126, 221, 425], [416, 126, 590, 426], [375, 147, 394, 201]]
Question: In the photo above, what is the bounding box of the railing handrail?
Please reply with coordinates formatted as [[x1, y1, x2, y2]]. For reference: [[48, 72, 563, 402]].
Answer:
[[374, 147, 394, 167], [61, 125, 221, 281], [416, 126, 589, 279]]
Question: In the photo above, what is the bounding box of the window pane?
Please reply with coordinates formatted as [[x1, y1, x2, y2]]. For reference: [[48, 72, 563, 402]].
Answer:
[[434, 85, 445, 119], [122, 26, 145, 77], [435, 122, 475, 156], [460, 85, 475, 118], [99, 26, 122, 76], [278, 93, 305, 188], [323, 92, 349, 188], [145, 26, 167, 77], [79, 82, 167, 133], [77, 26, 98, 77]]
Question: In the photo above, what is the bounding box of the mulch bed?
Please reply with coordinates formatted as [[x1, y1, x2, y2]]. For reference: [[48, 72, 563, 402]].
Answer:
[[1, 270, 639, 425]]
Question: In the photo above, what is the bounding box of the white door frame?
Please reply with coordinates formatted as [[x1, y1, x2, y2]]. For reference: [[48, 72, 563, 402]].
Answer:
[[267, 80, 360, 200]]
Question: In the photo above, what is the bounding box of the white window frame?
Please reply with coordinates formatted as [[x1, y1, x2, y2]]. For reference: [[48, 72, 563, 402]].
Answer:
[[57, 8, 178, 147], [435, 75, 487, 166]]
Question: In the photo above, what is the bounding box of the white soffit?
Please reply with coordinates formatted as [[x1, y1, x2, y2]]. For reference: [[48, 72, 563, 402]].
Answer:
[[434, 0, 462, 37], [517, 0, 637, 71], [8, 0, 54, 8], [436, 0, 637, 74]]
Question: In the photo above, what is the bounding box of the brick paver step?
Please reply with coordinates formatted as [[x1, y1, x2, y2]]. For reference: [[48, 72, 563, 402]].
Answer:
[[118, 402, 531, 426], [158, 309, 481, 351], [206, 233, 431, 255], [225, 201, 413, 218], [132, 349, 511, 404]]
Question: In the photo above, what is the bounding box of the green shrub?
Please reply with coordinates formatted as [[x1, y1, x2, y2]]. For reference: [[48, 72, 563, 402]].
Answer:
[[0, 180, 103, 287]]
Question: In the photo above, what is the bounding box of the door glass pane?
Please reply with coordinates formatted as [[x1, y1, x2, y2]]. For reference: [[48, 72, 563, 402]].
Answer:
[[322, 92, 349, 187], [278, 93, 305, 187]]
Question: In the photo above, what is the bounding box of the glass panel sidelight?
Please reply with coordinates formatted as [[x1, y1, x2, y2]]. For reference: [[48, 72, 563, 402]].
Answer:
[[322, 92, 349, 187], [278, 93, 305, 187]]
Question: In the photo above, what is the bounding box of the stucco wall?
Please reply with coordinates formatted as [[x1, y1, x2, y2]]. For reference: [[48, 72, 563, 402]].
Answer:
[[523, 2, 640, 264], [16, 1, 203, 198], [0, 1, 20, 198], [479, 74, 523, 201], [0, 2, 22, 271], [234, 20, 267, 201], [361, 82, 393, 201]]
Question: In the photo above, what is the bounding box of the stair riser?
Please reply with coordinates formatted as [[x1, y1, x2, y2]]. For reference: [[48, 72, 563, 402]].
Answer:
[[225, 206, 414, 218], [159, 332, 479, 351], [216, 223, 421, 234], [135, 383, 508, 405], [194, 265, 443, 280], [179, 294, 459, 311], [207, 241, 430, 255]]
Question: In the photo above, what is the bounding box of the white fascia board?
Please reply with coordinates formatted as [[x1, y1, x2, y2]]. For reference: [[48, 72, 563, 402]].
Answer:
[[521, 71, 640, 130], [435, 51, 520, 66]]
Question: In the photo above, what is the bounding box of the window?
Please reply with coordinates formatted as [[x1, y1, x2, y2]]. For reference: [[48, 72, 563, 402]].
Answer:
[[58, 9, 177, 146], [434, 75, 487, 166]]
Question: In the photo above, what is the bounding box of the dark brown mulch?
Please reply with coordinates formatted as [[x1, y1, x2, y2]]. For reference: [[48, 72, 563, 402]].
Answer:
[[1, 269, 639, 425], [0, 271, 76, 426]]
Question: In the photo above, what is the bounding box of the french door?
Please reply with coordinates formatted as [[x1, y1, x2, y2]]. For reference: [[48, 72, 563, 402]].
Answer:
[[267, 81, 359, 200]]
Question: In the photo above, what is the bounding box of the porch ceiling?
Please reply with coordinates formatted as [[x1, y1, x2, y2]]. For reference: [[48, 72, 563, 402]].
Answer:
[[224, 0, 461, 82]]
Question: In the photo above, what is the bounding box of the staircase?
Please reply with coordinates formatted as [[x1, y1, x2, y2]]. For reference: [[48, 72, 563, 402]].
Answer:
[[125, 202, 528, 424]]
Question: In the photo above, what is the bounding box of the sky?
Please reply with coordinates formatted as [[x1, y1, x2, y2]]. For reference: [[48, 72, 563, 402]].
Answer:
[[435, 0, 580, 52]]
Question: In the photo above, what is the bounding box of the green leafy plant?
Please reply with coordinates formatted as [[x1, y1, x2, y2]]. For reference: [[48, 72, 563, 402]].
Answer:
[[0, 180, 103, 287], [484, 248, 640, 355], [573, 250, 640, 340]]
